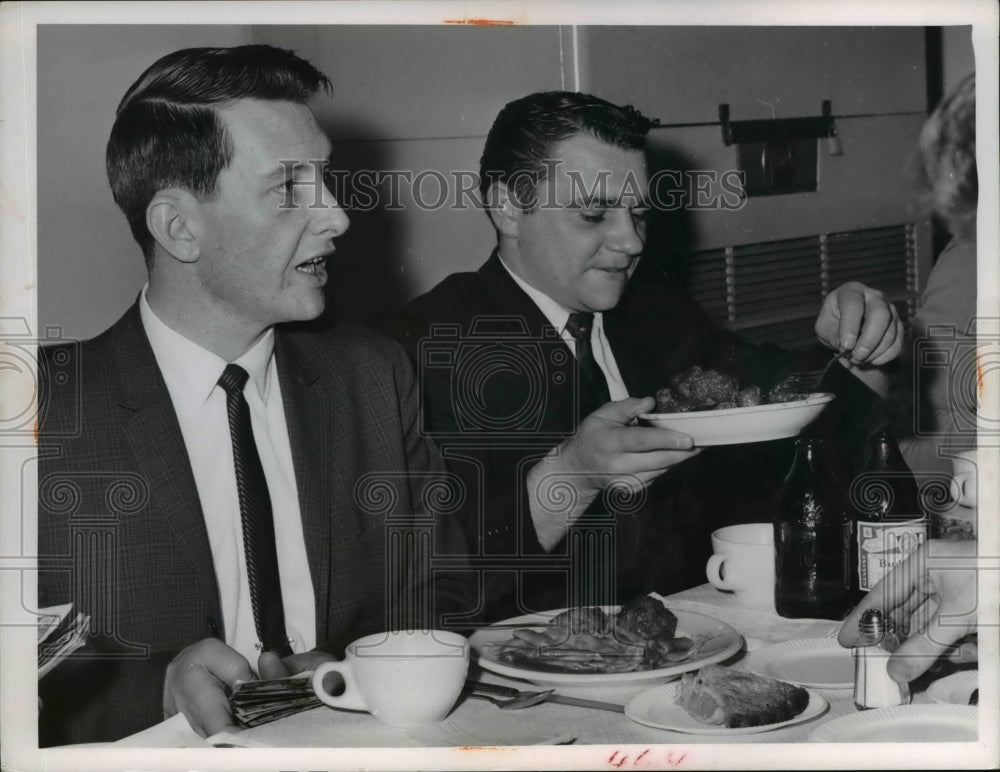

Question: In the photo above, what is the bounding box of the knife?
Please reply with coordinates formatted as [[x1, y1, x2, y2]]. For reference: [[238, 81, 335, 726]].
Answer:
[[544, 693, 626, 713]]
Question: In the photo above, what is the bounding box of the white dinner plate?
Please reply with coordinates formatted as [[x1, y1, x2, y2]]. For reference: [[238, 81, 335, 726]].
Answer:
[[927, 670, 979, 705], [809, 704, 979, 742], [639, 393, 834, 446], [624, 682, 828, 735], [469, 606, 743, 694], [743, 638, 854, 690]]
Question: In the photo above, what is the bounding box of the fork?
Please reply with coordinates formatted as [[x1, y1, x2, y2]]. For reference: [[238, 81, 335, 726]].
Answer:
[[463, 682, 554, 710], [776, 349, 851, 393]]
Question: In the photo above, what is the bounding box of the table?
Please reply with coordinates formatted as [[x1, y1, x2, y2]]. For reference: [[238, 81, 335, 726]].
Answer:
[[115, 584, 961, 750]]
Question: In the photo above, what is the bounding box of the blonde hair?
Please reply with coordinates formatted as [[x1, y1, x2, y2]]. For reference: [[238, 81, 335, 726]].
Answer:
[[918, 73, 977, 240]]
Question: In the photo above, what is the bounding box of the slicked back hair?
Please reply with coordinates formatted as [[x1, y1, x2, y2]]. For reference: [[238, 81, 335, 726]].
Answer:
[[106, 44, 331, 262], [479, 90, 659, 214]]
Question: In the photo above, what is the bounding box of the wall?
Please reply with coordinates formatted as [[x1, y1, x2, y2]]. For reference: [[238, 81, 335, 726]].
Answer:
[[943, 25, 976, 94], [578, 27, 929, 248], [36, 25, 254, 342], [36, 24, 574, 338], [36, 25, 958, 340]]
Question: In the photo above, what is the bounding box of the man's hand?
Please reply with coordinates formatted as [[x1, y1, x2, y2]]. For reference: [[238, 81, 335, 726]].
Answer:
[[815, 281, 904, 366], [163, 638, 253, 737], [527, 397, 700, 550], [838, 540, 979, 683], [558, 397, 698, 491]]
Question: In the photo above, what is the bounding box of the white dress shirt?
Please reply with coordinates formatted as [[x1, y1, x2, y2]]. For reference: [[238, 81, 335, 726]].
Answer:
[[497, 256, 630, 401], [140, 289, 316, 666]]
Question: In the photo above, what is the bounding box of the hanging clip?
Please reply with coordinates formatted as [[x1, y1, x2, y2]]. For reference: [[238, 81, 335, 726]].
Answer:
[[719, 101, 838, 147]]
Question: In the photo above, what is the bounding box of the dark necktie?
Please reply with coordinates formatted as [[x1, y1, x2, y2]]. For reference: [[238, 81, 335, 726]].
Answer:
[[217, 364, 292, 657], [565, 312, 612, 410]]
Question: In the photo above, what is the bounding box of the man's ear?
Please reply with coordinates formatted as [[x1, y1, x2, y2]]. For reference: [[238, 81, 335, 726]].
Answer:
[[486, 182, 522, 239], [147, 189, 200, 264]]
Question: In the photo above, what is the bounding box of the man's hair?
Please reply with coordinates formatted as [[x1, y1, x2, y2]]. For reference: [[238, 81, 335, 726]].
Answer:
[[918, 73, 976, 240], [106, 44, 331, 261], [479, 91, 659, 212]]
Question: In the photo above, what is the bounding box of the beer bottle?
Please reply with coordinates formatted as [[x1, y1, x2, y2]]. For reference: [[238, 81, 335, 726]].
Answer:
[[850, 428, 927, 601], [774, 437, 852, 619]]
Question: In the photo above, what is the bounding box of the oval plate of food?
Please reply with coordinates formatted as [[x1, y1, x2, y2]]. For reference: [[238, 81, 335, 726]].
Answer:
[[625, 678, 828, 735], [640, 393, 835, 446], [469, 597, 743, 693]]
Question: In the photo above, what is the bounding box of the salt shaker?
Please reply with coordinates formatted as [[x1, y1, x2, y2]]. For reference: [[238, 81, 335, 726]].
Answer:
[[852, 608, 910, 709]]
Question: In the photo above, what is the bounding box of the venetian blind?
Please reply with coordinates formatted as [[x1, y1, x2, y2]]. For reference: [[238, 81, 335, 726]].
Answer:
[[674, 223, 919, 349]]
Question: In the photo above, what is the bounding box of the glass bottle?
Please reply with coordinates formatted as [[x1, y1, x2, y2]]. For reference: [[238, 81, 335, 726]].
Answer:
[[774, 437, 852, 619], [852, 608, 910, 709], [850, 428, 928, 602]]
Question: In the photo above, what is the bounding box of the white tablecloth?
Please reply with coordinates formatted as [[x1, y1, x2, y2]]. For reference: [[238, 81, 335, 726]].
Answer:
[[115, 584, 948, 748]]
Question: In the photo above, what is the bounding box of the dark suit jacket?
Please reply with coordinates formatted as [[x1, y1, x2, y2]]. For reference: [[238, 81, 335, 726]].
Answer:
[[37, 303, 471, 745], [381, 252, 886, 621]]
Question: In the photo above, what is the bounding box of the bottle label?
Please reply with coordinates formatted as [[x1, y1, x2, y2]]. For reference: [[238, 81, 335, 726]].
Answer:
[[857, 519, 927, 591]]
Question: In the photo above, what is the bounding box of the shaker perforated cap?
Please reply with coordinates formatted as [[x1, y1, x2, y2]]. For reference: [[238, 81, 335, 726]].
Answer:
[[858, 608, 892, 644]]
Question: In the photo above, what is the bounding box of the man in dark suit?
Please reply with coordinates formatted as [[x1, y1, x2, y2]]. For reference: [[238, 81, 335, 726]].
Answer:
[[384, 91, 903, 622], [37, 45, 470, 745]]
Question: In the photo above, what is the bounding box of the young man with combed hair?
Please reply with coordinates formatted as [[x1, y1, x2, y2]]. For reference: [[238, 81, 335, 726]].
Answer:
[[37, 44, 471, 744]]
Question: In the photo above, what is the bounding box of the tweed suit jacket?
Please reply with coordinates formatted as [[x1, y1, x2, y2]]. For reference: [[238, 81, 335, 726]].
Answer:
[[37, 302, 471, 745], [382, 252, 887, 621]]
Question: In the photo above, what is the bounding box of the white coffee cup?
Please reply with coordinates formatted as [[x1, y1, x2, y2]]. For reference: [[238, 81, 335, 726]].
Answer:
[[706, 523, 776, 610], [311, 630, 469, 728]]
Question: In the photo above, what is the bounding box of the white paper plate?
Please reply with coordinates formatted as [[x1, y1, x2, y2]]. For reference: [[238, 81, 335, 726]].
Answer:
[[470, 606, 743, 695], [927, 671, 979, 706], [639, 393, 834, 446], [625, 682, 828, 735], [743, 638, 854, 690], [809, 704, 979, 742]]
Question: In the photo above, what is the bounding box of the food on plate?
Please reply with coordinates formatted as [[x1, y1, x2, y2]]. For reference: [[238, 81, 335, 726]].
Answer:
[[676, 664, 809, 728], [765, 384, 813, 404], [549, 605, 613, 635], [672, 367, 742, 406], [616, 595, 678, 642], [482, 595, 710, 674], [653, 366, 811, 414]]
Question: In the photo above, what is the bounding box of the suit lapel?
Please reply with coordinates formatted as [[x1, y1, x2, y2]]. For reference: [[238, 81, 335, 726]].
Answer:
[[476, 254, 585, 423], [476, 253, 554, 337], [274, 332, 332, 640], [113, 304, 220, 609]]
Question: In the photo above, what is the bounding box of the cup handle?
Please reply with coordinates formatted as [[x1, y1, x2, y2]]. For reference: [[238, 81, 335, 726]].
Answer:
[[311, 661, 367, 711], [706, 553, 735, 590]]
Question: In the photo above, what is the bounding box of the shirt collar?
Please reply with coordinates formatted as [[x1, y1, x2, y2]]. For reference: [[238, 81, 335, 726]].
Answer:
[[139, 286, 275, 413], [496, 251, 607, 341]]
